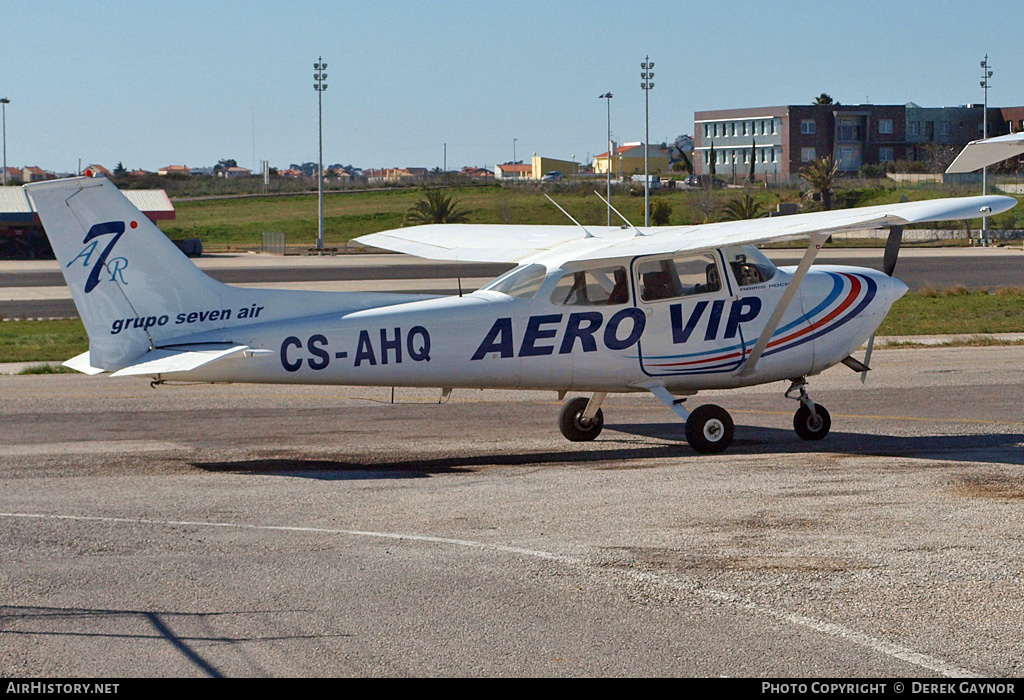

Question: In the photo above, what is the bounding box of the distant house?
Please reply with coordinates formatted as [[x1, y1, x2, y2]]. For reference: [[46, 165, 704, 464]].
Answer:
[[593, 142, 670, 176], [277, 168, 306, 179], [530, 155, 580, 180], [2, 167, 21, 184], [158, 165, 191, 176], [219, 166, 253, 179], [363, 167, 428, 184], [21, 166, 54, 183], [461, 166, 493, 179], [128, 169, 153, 177], [495, 162, 532, 180], [83, 164, 111, 178]]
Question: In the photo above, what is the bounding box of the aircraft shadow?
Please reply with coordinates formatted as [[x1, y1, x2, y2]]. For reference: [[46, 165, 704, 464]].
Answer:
[[188, 425, 1024, 480], [0, 605, 341, 678], [189, 448, 685, 480], [608, 422, 1024, 466]]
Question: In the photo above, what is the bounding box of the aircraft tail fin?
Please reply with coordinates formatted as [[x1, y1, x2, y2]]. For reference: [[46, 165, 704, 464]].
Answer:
[[25, 177, 231, 370]]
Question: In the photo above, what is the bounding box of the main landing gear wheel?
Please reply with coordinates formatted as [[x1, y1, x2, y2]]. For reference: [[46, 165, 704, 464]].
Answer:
[[794, 404, 831, 441], [685, 404, 734, 454], [558, 397, 604, 442]]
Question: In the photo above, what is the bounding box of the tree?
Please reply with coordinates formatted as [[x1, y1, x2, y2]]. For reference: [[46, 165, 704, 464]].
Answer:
[[404, 188, 469, 225], [721, 193, 766, 221], [650, 198, 672, 226], [671, 152, 692, 174], [708, 141, 716, 178], [799, 155, 840, 210], [113, 161, 126, 176], [748, 138, 756, 182], [814, 93, 836, 105], [693, 186, 720, 223], [214, 158, 237, 174]]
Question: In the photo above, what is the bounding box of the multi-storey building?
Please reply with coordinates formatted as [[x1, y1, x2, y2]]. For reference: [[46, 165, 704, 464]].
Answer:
[[694, 102, 1022, 180], [694, 104, 906, 179]]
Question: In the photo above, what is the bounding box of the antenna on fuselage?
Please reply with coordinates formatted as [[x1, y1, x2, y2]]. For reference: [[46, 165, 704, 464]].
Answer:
[[544, 193, 594, 238], [592, 191, 646, 237]]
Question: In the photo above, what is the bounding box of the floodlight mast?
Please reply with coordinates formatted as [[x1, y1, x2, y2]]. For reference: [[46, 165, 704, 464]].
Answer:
[[513, 137, 518, 182], [1, 98, 9, 187], [599, 92, 613, 226], [641, 57, 655, 227], [314, 58, 328, 252], [980, 55, 993, 246]]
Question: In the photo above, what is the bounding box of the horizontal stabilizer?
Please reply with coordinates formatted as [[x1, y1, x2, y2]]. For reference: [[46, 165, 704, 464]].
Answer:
[[63, 351, 107, 375], [110, 344, 251, 377]]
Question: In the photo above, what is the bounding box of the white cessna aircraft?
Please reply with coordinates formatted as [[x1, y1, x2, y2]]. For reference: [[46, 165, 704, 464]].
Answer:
[[25, 176, 1015, 453]]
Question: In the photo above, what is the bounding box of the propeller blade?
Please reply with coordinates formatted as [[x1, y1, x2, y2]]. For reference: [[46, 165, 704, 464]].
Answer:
[[882, 195, 909, 277], [882, 225, 904, 277]]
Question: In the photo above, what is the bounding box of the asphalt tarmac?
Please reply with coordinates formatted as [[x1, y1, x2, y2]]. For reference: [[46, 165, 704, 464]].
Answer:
[[1, 345, 1022, 677]]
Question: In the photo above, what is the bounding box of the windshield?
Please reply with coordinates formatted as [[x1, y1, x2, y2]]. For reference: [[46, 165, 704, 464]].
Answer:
[[723, 245, 777, 286], [481, 264, 547, 299]]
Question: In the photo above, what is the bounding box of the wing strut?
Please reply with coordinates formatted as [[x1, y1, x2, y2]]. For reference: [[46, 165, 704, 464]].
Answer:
[[544, 194, 594, 238], [737, 232, 829, 377]]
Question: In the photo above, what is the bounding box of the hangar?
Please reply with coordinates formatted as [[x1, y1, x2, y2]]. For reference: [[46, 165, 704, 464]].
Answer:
[[0, 186, 175, 258]]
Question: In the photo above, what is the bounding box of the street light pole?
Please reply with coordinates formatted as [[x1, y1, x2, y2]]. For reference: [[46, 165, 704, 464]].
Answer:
[[599, 92, 613, 226], [1, 98, 9, 186], [980, 55, 993, 246], [314, 58, 328, 252], [513, 138, 517, 182], [641, 57, 654, 227]]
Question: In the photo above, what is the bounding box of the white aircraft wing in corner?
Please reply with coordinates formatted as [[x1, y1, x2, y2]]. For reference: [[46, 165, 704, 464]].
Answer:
[[947, 133, 1024, 174]]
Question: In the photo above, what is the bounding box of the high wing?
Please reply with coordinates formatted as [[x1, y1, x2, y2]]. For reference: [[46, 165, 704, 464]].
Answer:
[[354, 195, 1016, 265], [946, 133, 1024, 174]]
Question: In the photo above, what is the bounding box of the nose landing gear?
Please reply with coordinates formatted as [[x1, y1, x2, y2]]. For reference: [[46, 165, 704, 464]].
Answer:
[[786, 379, 831, 441]]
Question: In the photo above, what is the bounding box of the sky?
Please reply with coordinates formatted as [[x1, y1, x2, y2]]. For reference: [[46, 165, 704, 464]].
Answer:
[[4, 0, 1023, 175]]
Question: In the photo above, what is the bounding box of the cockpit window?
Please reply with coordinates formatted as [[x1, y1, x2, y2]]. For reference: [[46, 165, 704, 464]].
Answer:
[[482, 263, 546, 299], [724, 245, 777, 286], [549, 265, 629, 306], [636, 253, 721, 302]]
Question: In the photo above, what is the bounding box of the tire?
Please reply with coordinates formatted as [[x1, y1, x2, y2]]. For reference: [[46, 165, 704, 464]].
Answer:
[[794, 404, 831, 441], [685, 404, 734, 454], [558, 397, 604, 442]]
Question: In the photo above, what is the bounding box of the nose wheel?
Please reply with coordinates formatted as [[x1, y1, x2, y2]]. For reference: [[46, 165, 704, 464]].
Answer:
[[787, 379, 831, 441]]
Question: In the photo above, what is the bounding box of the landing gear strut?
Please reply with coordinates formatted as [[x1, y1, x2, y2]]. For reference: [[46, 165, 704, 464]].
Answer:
[[786, 379, 831, 441], [648, 386, 735, 454], [558, 393, 605, 442]]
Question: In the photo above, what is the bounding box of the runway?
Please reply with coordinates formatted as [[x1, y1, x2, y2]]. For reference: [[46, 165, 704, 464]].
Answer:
[[1, 345, 1022, 676], [2, 247, 1021, 319]]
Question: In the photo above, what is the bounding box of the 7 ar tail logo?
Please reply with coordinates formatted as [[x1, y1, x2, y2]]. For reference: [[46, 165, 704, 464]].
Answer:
[[66, 220, 136, 293]]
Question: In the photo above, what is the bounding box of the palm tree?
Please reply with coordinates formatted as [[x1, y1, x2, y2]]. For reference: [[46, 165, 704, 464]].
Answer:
[[799, 155, 840, 210], [720, 193, 766, 221], [813, 93, 835, 105], [404, 189, 469, 225]]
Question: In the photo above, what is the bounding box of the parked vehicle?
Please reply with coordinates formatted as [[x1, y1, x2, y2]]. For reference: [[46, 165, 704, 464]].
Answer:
[[541, 171, 563, 182], [685, 174, 726, 188]]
